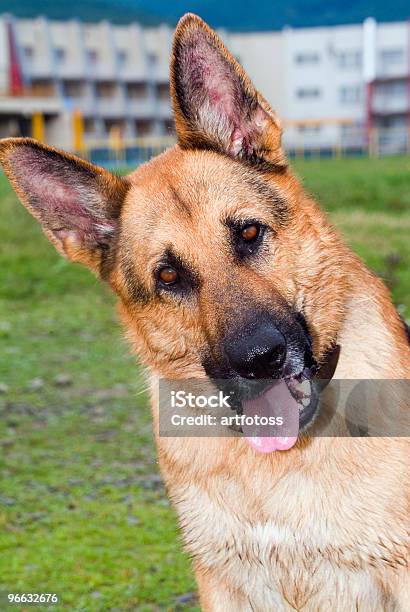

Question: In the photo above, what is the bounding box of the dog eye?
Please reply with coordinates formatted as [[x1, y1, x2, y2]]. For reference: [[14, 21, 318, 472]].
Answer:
[[158, 266, 178, 285], [241, 224, 260, 242], [232, 221, 266, 259]]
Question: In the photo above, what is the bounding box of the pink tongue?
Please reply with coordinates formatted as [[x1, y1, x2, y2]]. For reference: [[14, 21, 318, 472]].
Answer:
[[242, 380, 299, 453]]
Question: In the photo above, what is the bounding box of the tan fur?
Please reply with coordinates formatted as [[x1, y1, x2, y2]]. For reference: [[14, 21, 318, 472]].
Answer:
[[0, 13, 409, 611]]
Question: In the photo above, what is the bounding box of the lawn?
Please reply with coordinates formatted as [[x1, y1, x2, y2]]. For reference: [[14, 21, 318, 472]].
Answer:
[[0, 155, 409, 611]]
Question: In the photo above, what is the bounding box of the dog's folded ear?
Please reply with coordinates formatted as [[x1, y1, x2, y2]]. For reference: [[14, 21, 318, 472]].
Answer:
[[171, 13, 287, 169], [0, 138, 129, 274]]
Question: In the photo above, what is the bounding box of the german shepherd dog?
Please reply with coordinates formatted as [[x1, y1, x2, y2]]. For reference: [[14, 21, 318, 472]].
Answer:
[[1, 14, 409, 611]]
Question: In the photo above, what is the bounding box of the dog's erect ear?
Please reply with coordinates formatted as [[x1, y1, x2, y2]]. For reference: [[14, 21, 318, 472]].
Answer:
[[170, 13, 287, 169], [0, 138, 129, 274]]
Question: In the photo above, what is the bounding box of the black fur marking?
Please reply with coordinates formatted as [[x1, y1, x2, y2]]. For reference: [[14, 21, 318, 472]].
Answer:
[[400, 316, 410, 345], [178, 141, 288, 175], [99, 216, 123, 281], [238, 171, 289, 225], [172, 37, 193, 123], [168, 184, 193, 218], [99, 243, 115, 280], [120, 255, 151, 304]]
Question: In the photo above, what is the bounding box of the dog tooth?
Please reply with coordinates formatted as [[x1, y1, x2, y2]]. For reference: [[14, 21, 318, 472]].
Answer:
[[296, 380, 310, 395], [302, 397, 310, 407]]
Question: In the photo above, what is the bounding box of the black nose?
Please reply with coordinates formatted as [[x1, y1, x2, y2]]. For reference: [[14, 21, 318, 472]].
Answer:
[[224, 323, 286, 379]]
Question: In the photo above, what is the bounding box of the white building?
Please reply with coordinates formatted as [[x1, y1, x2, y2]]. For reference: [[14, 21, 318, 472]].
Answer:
[[0, 14, 409, 153], [278, 19, 410, 152]]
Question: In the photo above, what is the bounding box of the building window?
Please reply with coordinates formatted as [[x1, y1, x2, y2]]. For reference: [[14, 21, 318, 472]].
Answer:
[[95, 82, 116, 99], [387, 81, 406, 96], [376, 80, 407, 98], [62, 80, 84, 99], [156, 83, 169, 100], [163, 119, 175, 134], [30, 79, 56, 97], [297, 124, 321, 135], [86, 49, 98, 65], [54, 48, 66, 64], [84, 117, 97, 135], [126, 82, 148, 99], [117, 50, 127, 67], [105, 119, 126, 135], [378, 116, 406, 129], [296, 88, 321, 99], [146, 52, 158, 68], [340, 122, 364, 145], [339, 85, 362, 104], [380, 48, 405, 66], [135, 119, 154, 136], [337, 50, 361, 68], [23, 46, 34, 59], [294, 52, 320, 65]]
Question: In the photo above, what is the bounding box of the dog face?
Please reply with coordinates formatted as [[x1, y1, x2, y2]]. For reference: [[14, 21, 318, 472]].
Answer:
[[116, 148, 316, 383], [0, 15, 343, 432]]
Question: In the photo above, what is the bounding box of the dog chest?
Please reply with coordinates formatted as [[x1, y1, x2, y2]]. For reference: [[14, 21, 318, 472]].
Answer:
[[169, 475, 404, 609]]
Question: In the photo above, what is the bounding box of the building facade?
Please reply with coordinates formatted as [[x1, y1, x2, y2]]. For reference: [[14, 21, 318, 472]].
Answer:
[[0, 14, 409, 153]]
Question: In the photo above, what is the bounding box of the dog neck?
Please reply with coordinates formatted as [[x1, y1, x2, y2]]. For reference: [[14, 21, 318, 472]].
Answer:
[[336, 291, 410, 379]]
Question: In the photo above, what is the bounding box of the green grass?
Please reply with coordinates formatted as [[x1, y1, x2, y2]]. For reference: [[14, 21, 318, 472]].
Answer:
[[0, 156, 409, 611], [294, 156, 410, 316]]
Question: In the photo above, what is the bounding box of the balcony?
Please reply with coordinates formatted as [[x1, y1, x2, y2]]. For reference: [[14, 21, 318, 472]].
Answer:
[[156, 100, 172, 119], [119, 66, 150, 82], [97, 98, 127, 117], [24, 60, 54, 79], [0, 94, 62, 115], [91, 64, 119, 81], [375, 65, 408, 80], [126, 99, 155, 118], [63, 96, 96, 115], [372, 96, 409, 115], [56, 63, 87, 80], [151, 65, 170, 83]]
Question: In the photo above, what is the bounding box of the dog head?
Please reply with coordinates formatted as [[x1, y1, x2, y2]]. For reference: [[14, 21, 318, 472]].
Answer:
[[0, 15, 342, 436]]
